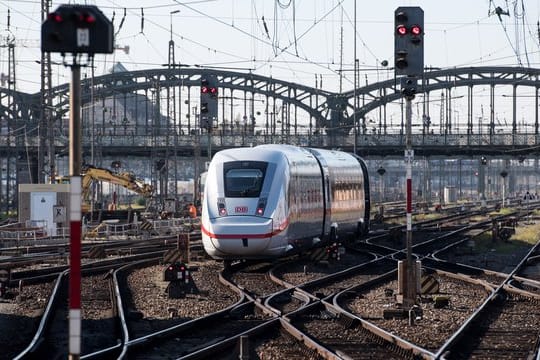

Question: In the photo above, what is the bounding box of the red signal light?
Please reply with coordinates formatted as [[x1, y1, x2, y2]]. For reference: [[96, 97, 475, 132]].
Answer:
[[73, 11, 96, 25], [82, 13, 96, 24], [209, 87, 218, 95], [410, 25, 422, 36], [396, 25, 407, 36], [201, 86, 209, 94], [48, 12, 63, 23]]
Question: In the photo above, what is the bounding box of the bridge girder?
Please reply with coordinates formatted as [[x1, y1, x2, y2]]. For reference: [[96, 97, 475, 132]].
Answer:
[[1, 66, 539, 135], [344, 66, 540, 124]]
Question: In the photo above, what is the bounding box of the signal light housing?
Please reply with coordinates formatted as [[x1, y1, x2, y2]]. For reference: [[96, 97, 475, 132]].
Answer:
[[394, 6, 424, 78], [163, 262, 188, 282], [41, 4, 113, 54], [481, 156, 488, 165], [200, 75, 218, 130]]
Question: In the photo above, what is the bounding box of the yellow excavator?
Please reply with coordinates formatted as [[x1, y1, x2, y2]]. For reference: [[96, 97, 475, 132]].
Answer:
[[82, 166, 154, 211], [55, 166, 154, 212]]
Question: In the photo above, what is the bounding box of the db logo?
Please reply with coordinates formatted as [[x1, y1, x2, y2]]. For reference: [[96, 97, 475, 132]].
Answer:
[[235, 206, 248, 213]]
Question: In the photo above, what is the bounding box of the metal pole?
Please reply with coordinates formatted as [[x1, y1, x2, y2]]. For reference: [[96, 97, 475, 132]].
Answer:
[[69, 64, 82, 176], [68, 63, 82, 360], [90, 58, 95, 213], [353, 0, 357, 154], [502, 176, 505, 207], [194, 109, 201, 206], [405, 95, 416, 307], [208, 127, 212, 162]]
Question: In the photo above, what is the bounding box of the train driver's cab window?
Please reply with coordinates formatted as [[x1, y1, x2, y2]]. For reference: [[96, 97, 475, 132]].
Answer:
[[224, 162, 266, 197]]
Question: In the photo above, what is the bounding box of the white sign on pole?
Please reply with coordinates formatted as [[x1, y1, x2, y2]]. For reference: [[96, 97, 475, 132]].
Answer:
[[53, 206, 67, 223], [404, 149, 414, 163], [77, 28, 90, 47]]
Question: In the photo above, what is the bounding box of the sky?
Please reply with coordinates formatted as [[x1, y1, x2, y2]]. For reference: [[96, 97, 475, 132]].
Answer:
[[1, 0, 540, 94]]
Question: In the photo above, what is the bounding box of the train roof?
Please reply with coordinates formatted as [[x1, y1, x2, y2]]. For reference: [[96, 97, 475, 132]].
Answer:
[[212, 144, 314, 163], [211, 144, 362, 165]]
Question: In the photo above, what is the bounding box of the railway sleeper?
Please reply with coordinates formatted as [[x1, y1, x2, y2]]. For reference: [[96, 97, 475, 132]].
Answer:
[[336, 312, 360, 329], [360, 325, 418, 359]]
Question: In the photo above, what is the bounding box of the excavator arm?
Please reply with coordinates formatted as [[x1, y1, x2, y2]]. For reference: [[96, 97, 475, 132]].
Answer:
[[82, 166, 154, 199]]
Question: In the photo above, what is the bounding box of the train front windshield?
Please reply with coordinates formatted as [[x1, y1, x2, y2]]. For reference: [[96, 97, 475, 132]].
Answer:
[[224, 161, 267, 198]]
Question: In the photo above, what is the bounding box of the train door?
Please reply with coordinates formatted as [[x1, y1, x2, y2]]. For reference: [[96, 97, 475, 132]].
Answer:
[[323, 174, 332, 238], [358, 157, 371, 235]]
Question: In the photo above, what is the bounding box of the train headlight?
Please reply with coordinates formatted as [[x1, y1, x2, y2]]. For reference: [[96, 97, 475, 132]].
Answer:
[[256, 198, 267, 216], [218, 201, 227, 216]]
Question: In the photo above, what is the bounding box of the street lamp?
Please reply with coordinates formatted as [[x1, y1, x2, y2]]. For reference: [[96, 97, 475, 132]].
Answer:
[[169, 10, 181, 68], [170, 9, 180, 39]]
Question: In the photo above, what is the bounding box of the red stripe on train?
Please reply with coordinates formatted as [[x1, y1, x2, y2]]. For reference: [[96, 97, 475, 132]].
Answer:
[[201, 218, 289, 239]]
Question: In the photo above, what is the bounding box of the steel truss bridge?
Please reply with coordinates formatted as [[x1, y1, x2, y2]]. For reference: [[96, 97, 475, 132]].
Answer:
[[0, 66, 539, 211]]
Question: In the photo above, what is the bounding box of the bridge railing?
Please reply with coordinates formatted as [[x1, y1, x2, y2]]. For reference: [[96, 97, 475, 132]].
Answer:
[[0, 132, 539, 150]]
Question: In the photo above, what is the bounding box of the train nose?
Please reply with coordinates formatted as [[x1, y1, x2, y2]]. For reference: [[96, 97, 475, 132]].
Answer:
[[205, 216, 274, 254]]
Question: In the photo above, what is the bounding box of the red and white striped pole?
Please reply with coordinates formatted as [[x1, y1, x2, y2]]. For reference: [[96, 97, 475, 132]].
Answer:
[[68, 63, 82, 360], [69, 176, 82, 359], [404, 95, 417, 308]]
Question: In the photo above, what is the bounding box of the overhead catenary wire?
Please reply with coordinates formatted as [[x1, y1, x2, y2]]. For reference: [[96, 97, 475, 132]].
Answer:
[[514, 0, 531, 66], [171, 0, 347, 77], [114, 8, 126, 37], [489, 0, 523, 66], [140, 7, 144, 34], [102, 0, 251, 64], [5, 0, 540, 96], [255, 0, 347, 74]]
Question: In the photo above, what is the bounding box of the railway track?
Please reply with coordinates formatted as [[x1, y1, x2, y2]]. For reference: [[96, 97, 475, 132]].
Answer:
[[442, 290, 540, 360], [288, 302, 424, 359], [437, 240, 540, 359], [1, 210, 538, 359], [12, 268, 120, 360]]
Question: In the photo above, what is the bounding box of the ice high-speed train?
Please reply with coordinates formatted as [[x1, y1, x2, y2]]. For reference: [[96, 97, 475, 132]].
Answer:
[[201, 144, 370, 260]]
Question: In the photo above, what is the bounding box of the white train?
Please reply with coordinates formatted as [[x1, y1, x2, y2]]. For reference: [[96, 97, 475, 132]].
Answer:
[[201, 144, 370, 260]]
